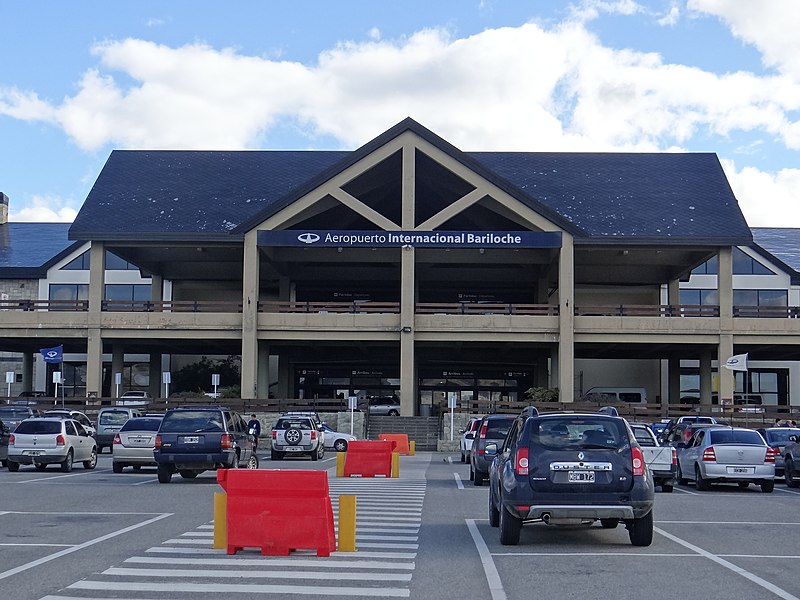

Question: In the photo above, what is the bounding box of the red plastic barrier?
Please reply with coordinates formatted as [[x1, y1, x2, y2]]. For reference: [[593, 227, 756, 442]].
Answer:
[[217, 469, 336, 557], [343, 440, 394, 477], [379, 433, 410, 455]]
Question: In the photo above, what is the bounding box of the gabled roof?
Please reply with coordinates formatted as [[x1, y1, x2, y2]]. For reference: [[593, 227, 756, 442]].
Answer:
[[69, 117, 753, 247], [0, 223, 80, 278], [751, 227, 800, 284]]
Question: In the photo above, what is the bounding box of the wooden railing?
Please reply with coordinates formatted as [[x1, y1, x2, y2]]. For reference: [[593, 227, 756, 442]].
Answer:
[[574, 304, 720, 317], [258, 301, 400, 314], [415, 303, 558, 315]]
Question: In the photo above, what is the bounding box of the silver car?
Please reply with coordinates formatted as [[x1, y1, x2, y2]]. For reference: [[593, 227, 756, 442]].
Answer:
[[320, 423, 356, 452], [112, 415, 163, 473], [676, 426, 776, 492], [7, 417, 98, 472]]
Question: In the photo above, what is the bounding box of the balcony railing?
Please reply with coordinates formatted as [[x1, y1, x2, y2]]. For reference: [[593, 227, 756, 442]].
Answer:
[[574, 304, 720, 317]]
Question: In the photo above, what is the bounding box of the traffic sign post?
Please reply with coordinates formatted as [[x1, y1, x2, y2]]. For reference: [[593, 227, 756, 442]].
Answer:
[[163, 372, 171, 398], [348, 396, 357, 436], [212, 373, 220, 397], [6, 371, 14, 400]]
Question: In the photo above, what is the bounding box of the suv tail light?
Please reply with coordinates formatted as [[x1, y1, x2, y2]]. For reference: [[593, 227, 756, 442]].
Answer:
[[515, 447, 529, 476], [113, 434, 121, 445], [477, 421, 488, 455], [631, 446, 645, 476], [272, 430, 277, 440], [56, 434, 65, 446], [154, 434, 162, 449], [220, 434, 232, 450], [310, 430, 317, 440], [702, 446, 717, 462], [8, 434, 14, 445], [671, 447, 677, 465], [765, 447, 779, 463]]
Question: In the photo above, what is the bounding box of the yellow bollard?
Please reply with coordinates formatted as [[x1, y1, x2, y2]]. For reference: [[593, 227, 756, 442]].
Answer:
[[213, 492, 227, 549], [391, 451, 400, 478], [336, 451, 346, 477], [338, 495, 357, 552], [409, 440, 416, 456]]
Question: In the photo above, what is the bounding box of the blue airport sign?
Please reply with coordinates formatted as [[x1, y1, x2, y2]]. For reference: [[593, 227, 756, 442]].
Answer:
[[258, 230, 562, 249]]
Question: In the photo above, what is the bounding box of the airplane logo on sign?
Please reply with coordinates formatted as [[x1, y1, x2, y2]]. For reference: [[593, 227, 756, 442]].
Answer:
[[297, 233, 320, 244]]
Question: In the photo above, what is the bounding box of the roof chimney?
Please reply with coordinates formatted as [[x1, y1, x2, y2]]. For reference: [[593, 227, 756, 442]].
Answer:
[[0, 193, 8, 225]]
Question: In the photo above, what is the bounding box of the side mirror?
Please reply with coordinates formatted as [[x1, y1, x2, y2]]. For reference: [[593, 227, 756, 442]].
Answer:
[[465, 432, 475, 440], [485, 442, 498, 456]]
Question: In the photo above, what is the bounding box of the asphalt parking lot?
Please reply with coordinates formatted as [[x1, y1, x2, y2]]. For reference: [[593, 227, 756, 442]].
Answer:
[[2, 451, 800, 600]]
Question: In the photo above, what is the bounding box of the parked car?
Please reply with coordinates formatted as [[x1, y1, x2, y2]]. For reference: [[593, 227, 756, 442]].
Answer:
[[365, 396, 401, 416], [320, 423, 356, 452], [6, 417, 97, 472], [153, 406, 258, 483], [662, 421, 727, 447], [470, 413, 517, 486], [780, 434, 800, 487], [271, 414, 325, 461], [756, 427, 800, 476], [118, 390, 151, 406], [659, 415, 719, 444], [96, 407, 143, 453], [112, 415, 164, 473], [43, 409, 96, 437], [487, 410, 655, 546], [676, 426, 776, 492], [460, 417, 481, 463], [0, 406, 38, 431], [0, 419, 9, 466], [630, 423, 676, 492]]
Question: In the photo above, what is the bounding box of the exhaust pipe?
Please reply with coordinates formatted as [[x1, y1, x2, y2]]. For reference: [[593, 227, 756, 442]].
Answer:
[[542, 513, 551, 525]]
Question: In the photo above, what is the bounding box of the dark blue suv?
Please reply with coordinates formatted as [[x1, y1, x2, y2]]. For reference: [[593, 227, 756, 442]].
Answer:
[[154, 406, 258, 483], [487, 410, 654, 546]]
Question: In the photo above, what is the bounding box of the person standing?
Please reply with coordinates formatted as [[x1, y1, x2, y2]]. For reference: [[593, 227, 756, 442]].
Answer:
[[247, 414, 262, 451]]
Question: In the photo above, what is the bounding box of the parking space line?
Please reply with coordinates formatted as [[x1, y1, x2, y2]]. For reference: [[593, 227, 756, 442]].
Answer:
[[0, 543, 74, 547], [0, 512, 172, 581], [491, 551, 697, 557], [14, 469, 113, 483], [654, 526, 800, 600], [776, 488, 800, 496], [454, 473, 464, 489], [69, 580, 411, 597], [657, 520, 800, 525], [673, 487, 699, 495], [466, 519, 507, 600]]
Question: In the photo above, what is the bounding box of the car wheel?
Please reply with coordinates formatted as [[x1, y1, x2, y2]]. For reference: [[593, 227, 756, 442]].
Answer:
[[488, 487, 500, 527], [60, 450, 73, 473], [112, 462, 124, 474], [695, 465, 710, 491], [246, 455, 259, 469], [7, 460, 19, 472], [35, 463, 48, 471], [179, 470, 198, 479], [761, 480, 775, 493], [469, 463, 475, 481], [473, 468, 485, 486], [628, 511, 654, 547], [333, 439, 348, 452], [676, 462, 688, 486], [157, 465, 172, 483], [600, 519, 619, 529], [387, 409, 399, 416], [83, 448, 98, 470], [499, 503, 522, 545], [271, 450, 283, 461], [0, 459, 5, 467], [785, 458, 799, 488], [661, 483, 674, 493]]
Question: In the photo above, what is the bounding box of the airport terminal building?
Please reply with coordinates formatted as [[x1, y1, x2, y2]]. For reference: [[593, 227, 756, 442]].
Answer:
[[2, 118, 800, 414]]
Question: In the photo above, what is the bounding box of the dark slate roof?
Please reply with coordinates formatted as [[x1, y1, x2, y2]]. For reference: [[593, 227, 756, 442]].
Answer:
[[70, 118, 753, 247], [751, 228, 800, 280], [0, 223, 79, 277]]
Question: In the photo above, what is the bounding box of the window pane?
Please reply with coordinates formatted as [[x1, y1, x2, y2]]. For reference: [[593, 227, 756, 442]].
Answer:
[[701, 289, 718, 305], [680, 289, 700, 305], [706, 255, 718, 275], [105, 251, 130, 270], [758, 290, 787, 306], [733, 290, 758, 305], [61, 251, 90, 270], [132, 284, 151, 301], [733, 248, 752, 274], [105, 285, 133, 301], [751, 259, 774, 275], [50, 284, 77, 301]]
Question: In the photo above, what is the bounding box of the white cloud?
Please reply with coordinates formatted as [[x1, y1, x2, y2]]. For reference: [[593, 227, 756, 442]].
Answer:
[[721, 159, 800, 227], [9, 195, 79, 223]]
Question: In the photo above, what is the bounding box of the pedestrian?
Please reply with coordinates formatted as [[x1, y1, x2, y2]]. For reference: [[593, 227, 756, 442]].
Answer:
[[247, 414, 261, 450]]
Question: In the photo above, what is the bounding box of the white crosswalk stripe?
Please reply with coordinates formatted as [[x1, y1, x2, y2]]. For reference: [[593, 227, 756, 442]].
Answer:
[[38, 454, 430, 599]]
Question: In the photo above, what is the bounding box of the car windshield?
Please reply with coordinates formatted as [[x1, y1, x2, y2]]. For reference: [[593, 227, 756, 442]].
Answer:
[[483, 418, 514, 439], [120, 418, 162, 432], [14, 420, 62, 435], [160, 411, 224, 433], [100, 411, 131, 426], [766, 428, 800, 443], [632, 426, 657, 447], [709, 429, 765, 445], [533, 416, 627, 450]]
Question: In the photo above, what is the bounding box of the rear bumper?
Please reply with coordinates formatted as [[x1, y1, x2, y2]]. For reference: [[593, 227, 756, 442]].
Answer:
[[702, 463, 774, 481], [154, 450, 235, 470], [113, 448, 156, 465], [9, 450, 68, 465], [523, 504, 637, 521]]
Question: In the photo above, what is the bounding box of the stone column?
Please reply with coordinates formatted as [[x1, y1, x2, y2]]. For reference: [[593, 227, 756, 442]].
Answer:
[[111, 345, 124, 397], [558, 234, 575, 402], [86, 242, 105, 397], [717, 248, 735, 405], [241, 231, 260, 399]]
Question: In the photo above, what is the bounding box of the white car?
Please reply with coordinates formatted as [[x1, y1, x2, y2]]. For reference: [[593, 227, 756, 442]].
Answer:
[[7, 417, 97, 472], [460, 417, 481, 462], [321, 423, 357, 452], [43, 409, 96, 437]]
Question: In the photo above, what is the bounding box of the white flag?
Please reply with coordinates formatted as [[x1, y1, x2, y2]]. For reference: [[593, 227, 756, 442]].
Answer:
[[723, 353, 748, 371]]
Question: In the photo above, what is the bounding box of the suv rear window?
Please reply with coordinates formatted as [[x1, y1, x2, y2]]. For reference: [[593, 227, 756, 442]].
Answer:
[[120, 417, 163, 432], [483, 418, 514, 439], [533, 416, 628, 450], [275, 419, 313, 430], [15, 420, 62, 434], [708, 429, 764, 445], [160, 410, 224, 433], [0, 408, 32, 419], [100, 411, 131, 426]]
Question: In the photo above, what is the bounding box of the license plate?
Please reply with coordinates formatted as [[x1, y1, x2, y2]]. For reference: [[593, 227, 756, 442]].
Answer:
[[728, 466, 754, 474], [568, 471, 595, 483], [285, 446, 303, 452], [25, 450, 43, 456], [182, 436, 200, 444]]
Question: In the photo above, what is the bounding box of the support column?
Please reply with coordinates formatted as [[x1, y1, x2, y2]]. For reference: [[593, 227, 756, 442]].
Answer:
[[111, 345, 124, 397], [86, 242, 105, 397], [667, 358, 681, 405], [700, 349, 714, 406], [257, 342, 270, 399], [148, 353, 162, 399], [150, 274, 163, 302], [241, 231, 260, 399], [718, 247, 735, 405], [22, 352, 33, 394], [277, 355, 291, 399], [399, 143, 416, 416], [558, 234, 575, 402], [667, 278, 680, 306]]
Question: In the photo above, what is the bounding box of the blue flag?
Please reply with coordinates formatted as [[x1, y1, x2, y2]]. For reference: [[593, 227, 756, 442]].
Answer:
[[40, 345, 63, 363]]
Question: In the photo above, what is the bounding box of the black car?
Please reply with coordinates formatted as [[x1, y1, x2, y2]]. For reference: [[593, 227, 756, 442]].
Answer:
[[0, 418, 9, 467], [487, 410, 655, 546], [469, 413, 517, 486], [153, 406, 258, 483]]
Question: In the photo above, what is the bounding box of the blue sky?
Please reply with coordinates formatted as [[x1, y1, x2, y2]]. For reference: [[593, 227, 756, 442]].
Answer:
[[1, 0, 799, 226]]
